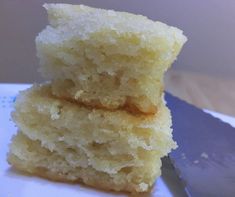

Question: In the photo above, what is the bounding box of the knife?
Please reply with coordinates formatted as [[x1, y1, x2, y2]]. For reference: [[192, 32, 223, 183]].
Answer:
[[165, 93, 235, 197]]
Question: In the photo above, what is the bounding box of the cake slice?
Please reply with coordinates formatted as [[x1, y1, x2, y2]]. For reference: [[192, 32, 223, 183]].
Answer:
[[8, 84, 177, 193], [36, 4, 187, 114]]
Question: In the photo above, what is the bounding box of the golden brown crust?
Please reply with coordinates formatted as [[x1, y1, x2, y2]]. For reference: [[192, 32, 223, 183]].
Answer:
[[55, 94, 159, 115], [49, 79, 165, 115]]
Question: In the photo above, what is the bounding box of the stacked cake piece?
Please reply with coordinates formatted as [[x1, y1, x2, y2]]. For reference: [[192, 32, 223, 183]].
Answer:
[[8, 4, 187, 193]]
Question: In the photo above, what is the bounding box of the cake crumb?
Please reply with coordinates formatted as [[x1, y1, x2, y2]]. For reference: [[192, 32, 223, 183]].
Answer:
[[75, 90, 84, 99], [201, 152, 209, 159], [139, 183, 148, 191], [193, 160, 199, 164], [181, 153, 186, 159], [50, 103, 62, 120]]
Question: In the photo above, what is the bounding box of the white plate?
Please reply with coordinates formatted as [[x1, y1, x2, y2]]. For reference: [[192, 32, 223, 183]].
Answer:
[[1, 84, 234, 197]]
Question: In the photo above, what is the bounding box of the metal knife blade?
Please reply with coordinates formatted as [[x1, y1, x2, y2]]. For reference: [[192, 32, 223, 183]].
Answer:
[[165, 93, 235, 197]]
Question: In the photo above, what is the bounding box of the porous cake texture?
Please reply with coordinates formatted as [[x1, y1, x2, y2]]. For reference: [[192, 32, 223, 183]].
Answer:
[[8, 84, 177, 192], [36, 4, 187, 114]]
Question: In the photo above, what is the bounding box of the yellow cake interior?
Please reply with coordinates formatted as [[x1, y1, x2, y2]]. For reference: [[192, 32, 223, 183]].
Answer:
[[36, 4, 187, 113], [7, 3, 184, 193], [8, 84, 177, 192]]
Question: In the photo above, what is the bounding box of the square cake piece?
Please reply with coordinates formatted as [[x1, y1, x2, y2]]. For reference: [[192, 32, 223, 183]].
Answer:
[[36, 4, 187, 114], [8, 84, 177, 193]]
